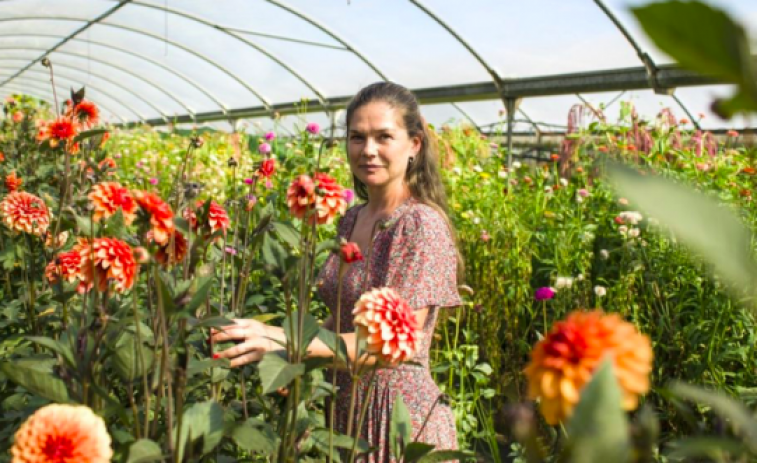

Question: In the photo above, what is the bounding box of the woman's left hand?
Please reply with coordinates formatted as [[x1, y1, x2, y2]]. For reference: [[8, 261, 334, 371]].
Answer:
[[211, 319, 284, 367]]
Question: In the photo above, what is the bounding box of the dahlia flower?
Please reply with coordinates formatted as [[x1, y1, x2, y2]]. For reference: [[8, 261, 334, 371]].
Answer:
[[45, 250, 83, 286], [264, 131, 276, 141], [148, 229, 187, 266], [134, 190, 174, 245], [72, 100, 100, 128], [340, 241, 363, 264], [257, 158, 275, 178], [524, 310, 653, 425], [77, 237, 138, 293], [288, 173, 347, 225], [534, 287, 555, 301], [352, 287, 420, 365], [1, 191, 50, 236], [185, 200, 230, 235], [11, 404, 112, 463], [258, 143, 272, 155], [88, 182, 137, 225], [36, 116, 80, 148], [306, 122, 320, 135], [45, 231, 70, 249], [5, 171, 22, 192]]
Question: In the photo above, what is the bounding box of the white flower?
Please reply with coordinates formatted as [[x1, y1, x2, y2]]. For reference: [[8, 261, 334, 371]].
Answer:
[[452, 167, 462, 175], [594, 285, 607, 297], [473, 165, 483, 173], [472, 217, 481, 225], [600, 249, 610, 260], [619, 225, 628, 235], [559, 178, 569, 187], [544, 186, 553, 194], [618, 197, 629, 206], [555, 276, 574, 289], [512, 161, 522, 169], [628, 227, 640, 238], [576, 273, 585, 282], [498, 170, 508, 179], [576, 196, 584, 204], [619, 211, 643, 225]]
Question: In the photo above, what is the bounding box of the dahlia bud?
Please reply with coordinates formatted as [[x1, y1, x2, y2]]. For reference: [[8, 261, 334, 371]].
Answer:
[[227, 157, 238, 168], [190, 136, 204, 148], [133, 246, 150, 264], [41, 57, 51, 68], [340, 241, 363, 264]]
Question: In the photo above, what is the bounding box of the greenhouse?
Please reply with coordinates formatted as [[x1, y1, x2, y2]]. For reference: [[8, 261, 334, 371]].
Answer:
[[0, 0, 756, 461]]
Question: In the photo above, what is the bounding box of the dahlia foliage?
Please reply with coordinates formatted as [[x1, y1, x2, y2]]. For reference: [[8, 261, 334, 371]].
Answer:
[[524, 310, 653, 425]]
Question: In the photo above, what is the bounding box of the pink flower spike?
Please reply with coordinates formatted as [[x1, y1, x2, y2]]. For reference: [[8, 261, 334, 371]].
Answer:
[[224, 246, 237, 255], [259, 143, 272, 155], [265, 179, 273, 189], [149, 178, 158, 185], [244, 178, 253, 185], [306, 122, 320, 135], [264, 131, 276, 141]]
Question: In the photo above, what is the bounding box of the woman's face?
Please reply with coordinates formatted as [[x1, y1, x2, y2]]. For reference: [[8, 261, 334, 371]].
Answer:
[[347, 101, 421, 196]]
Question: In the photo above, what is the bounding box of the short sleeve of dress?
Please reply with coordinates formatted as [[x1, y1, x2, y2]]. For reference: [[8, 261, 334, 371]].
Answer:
[[379, 204, 462, 311]]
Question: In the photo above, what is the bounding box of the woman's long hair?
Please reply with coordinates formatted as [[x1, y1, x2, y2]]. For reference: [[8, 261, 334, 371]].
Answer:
[[345, 81, 464, 281]]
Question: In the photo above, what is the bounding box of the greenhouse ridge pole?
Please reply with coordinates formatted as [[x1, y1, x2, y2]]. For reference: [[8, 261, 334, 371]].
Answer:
[[0, 0, 132, 88]]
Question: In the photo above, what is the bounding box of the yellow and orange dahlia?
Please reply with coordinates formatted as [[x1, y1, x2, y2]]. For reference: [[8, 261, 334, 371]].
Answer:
[[1, 191, 50, 236], [134, 190, 174, 245], [45, 250, 83, 285], [11, 403, 112, 463], [524, 310, 653, 425], [352, 287, 420, 365], [5, 170, 22, 192], [88, 182, 137, 225], [76, 237, 138, 293]]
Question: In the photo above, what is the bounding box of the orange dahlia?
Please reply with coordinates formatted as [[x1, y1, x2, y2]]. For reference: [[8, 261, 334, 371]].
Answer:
[[88, 182, 137, 225], [148, 229, 187, 266], [134, 190, 174, 245], [6, 171, 22, 192], [72, 100, 100, 128], [1, 191, 50, 236], [11, 403, 112, 463], [45, 250, 83, 285], [36, 116, 80, 149], [77, 237, 138, 293], [352, 287, 420, 365], [524, 310, 653, 425], [185, 200, 230, 235], [286, 173, 346, 225]]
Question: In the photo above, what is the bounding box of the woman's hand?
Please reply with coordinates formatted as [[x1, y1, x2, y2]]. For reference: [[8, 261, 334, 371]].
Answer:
[[211, 319, 284, 367]]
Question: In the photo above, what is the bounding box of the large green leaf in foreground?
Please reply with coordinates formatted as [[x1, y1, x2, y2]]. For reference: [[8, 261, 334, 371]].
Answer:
[[607, 162, 757, 299]]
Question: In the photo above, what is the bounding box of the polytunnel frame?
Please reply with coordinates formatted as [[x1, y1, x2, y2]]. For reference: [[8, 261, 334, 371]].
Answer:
[[0, 0, 745, 139]]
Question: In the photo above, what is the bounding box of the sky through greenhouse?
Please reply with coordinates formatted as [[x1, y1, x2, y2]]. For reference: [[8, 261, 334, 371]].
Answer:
[[0, 0, 754, 133]]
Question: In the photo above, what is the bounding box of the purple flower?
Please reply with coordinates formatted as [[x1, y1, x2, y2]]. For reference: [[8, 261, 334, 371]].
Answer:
[[149, 177, 158, 185], [244, 178, 253, 185], [342, 188, 355, 204], [264, 131, 276, 141], [306, 122, 320, 135], [224, 246, 237, 256], [534, 287, 556, 301], [259, 143, 272, 155]]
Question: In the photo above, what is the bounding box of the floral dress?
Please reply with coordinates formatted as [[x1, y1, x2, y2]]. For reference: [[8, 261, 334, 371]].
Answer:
[[317, 197, 462, 462]]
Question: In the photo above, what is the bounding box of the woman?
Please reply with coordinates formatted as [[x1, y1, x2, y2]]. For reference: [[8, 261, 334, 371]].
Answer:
[[212, 82, 462, 461]]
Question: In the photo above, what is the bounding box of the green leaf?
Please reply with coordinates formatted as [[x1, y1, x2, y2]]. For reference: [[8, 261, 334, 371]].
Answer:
[[607, 163, 757, 296], [257, 353, 305, 395], [26, 336, 75, 368], [112, 332, 155, 381], [127, 439, 164, 463], [74, 128, 109, 142], [175, 401, 224, 461], [102, 208, 127, 238], [272, 221, 301, 248], [403, 442, 435, 462], [182, 275, 214, 316], [186, 358, 230, 377], [317, 328, 349, 366], [0, 362, 70, 403], [669, 382, 757, 449], [193, 315, 235, 329], [417, 450, 476, 463], [283, 311, 320, 354], [261, 234, 287, 271], [390, 394, 413, 460], [631, 1, 756, 87], [75, 214, 99, 236], [230, 422, 278, 455], [155, 272, 176, 316], [565, 361, 630, 462], [666, 437, 748, 460]]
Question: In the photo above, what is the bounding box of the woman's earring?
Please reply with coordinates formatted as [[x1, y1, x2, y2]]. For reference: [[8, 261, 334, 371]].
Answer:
[[409, 157, 415, 164]]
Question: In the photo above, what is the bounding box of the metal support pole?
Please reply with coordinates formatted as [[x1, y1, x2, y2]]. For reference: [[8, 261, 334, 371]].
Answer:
[[505, 97, 521, 168]]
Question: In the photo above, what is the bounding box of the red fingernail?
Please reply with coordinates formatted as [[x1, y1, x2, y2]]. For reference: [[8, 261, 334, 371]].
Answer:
[[212, 354, 219, 359]]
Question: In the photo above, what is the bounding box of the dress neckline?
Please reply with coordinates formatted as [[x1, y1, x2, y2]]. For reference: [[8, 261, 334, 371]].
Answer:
[[346, 196, 417, 243]]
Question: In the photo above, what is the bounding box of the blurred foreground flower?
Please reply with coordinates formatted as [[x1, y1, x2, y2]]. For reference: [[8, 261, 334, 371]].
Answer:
[[134, 190, 174, 245], [524, 310, 652, 425], [11, 403, 112, 463], [76, 237, 138, 293], [353, 287, 419, 365], [306, 122, 320, 135], [340, 240, 363, 264], [1, 191, 49, 236]]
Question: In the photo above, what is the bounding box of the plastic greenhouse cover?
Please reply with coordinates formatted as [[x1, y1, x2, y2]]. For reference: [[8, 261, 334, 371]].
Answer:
[[0, 0, 753, 129]]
